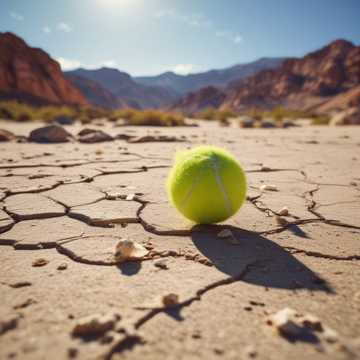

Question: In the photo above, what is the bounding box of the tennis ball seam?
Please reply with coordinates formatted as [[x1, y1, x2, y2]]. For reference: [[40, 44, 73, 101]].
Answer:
[[179, 172, 204, 211], [211, 156, 232, 216]]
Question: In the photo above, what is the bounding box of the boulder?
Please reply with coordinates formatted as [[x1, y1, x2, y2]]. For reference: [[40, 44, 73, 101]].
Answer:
[[238, 116, 255, 128], [29, 125, 72, 143], [78, 128, 113, 143]]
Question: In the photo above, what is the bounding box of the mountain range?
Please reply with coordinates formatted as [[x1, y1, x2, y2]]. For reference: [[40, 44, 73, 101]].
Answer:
[[0, 31, 359, 115], [134, 57, 284, 95], [171, 39, 360, 114]]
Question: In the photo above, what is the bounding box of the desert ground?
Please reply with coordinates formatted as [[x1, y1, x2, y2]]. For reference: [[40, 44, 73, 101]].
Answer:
[[0, 119, 359, 360]]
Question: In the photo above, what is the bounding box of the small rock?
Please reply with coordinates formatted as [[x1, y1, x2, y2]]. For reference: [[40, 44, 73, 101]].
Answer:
[[217, 229, 240, 245], [0, 129, 16, 142], [0, 314, 20, 335], [128, 135, 184, 143], [57, 263, 68, 270], [260, 166, 272, 172], [162, 293, 179, 308], [72, 313, 120, 338], [32, 258, 49, 267], [259, 184, 278, 192], [192, 330, 201, 339], [114, 239, 149, 263], [323, 327, 338, 343], [125, 194, 136, 201], [244, 345, 257, 358], [278, 206, 289, 216], [78, 129, 113, 143], [154, 259, 168, 270], [300, 314, 323, 331], [68, 347, 78, 358], [217, 229, 233, 238], [266, 308, 302, 338], [29, 125, 72, 143]]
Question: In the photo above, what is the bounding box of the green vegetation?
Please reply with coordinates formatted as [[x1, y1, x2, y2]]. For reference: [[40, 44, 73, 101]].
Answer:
[[0, 101, 108, 123], [244, 106, 311, 121], [194, 108, 238, 121], [111, 108, 185, 126], [0, 101, 185, 126], [311, 114, 331, 125], [243, 106, 331, 126]]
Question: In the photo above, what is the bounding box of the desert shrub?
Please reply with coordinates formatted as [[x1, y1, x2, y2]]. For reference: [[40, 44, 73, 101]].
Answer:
[[195, 108, 238, 121], [311, 115, 330, 125], [244, 106, 312, 121], [129, 110, 185, 126], [0, 101, 113, 123], [111, 108, 138, 121], [110, 108, 185, 126], [195, 108, 217, 120]]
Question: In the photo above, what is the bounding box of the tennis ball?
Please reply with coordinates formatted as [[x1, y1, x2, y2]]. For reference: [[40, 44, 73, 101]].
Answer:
[[166, 146, 247, 224]]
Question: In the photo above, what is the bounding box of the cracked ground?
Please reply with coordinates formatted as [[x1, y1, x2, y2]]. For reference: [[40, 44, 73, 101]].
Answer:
[[0, 120, 360, 360]]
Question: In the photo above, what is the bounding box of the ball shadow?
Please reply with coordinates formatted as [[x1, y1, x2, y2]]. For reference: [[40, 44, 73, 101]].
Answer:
[[191, 225, 333, 293]]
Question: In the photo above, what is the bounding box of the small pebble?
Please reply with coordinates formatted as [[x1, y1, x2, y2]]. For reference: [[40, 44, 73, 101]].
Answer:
[[278, 206, 289, 216], [162, 293, 179, 308], [244, 345, 257, 358], [72, 313, 120, 338], [125, 193, 136, 201], [154, 259, 168, 270], [267, 308, 302, 338], [323, 327, 338, 343], [260, 184, 278, 192], [57, 263, 68, 271], [300, 314, 323, 331]]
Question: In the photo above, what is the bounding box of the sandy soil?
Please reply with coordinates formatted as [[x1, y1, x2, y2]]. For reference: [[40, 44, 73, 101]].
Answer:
[[0, 120, 359, 360]]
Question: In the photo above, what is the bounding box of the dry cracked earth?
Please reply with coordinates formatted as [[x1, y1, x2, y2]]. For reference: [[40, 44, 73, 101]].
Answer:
[[0, 120, 360, 360]]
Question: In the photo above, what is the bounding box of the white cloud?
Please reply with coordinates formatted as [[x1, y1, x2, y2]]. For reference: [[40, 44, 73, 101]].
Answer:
[[9, 11, 24, 21], [57, 22, 72, 33], [56, 58, 118, 71], [173, 64, 195, 75], [57, 58, 82, 71], [102, 60, 118, 68], [216, 29, 243, 45], [42, 26, 51, 34]]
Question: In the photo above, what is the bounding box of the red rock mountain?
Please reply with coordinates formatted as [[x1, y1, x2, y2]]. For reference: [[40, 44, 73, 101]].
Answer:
[[0, 32, 87, 105], [222, 39, 360, 112], [169, 86, 227, 114], [172, 39, 360, 114]]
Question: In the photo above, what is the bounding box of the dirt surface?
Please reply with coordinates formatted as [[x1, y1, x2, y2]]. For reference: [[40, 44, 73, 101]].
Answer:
[[0, 120, 360, 360]]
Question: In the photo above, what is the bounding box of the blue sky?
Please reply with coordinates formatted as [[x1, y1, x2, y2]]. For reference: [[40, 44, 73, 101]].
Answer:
[[1, 0, 359, 76]]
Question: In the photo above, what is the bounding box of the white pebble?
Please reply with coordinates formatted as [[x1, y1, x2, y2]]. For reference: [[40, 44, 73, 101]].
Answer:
[[260, 184, 278, 192]]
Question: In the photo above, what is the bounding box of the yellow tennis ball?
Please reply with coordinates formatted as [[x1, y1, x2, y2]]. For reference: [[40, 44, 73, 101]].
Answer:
[[166, 146, 247, 224]]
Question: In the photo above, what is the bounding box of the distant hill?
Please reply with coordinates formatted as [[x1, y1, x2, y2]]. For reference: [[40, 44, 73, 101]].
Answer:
[[66, 68, 178, 109], [0, 32, 87, 106], [171, 39, 360, 114], [222, 39, 360, 112], [135, 58, 285, 95], [65, 74, 128, 110]]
